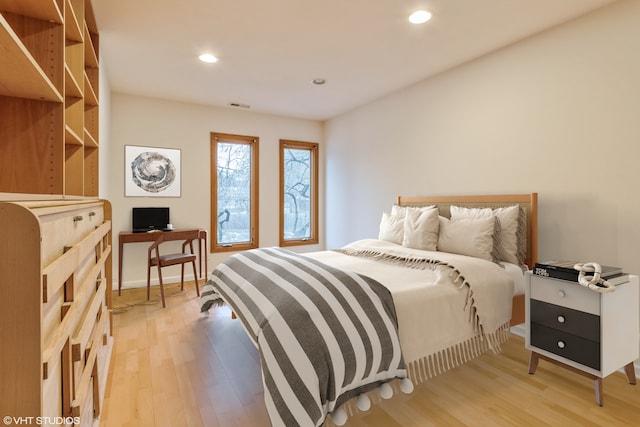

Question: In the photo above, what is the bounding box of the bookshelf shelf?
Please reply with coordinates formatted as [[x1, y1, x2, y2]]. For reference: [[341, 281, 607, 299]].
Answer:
[[0, 0, 99, 197]]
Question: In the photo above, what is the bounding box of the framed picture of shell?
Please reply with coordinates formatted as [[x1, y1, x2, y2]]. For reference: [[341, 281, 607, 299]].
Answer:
[[125, 145, 181, 197]]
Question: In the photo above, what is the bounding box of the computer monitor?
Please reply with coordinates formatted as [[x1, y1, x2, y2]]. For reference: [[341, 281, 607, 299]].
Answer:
[[132, 207, 170, 232]]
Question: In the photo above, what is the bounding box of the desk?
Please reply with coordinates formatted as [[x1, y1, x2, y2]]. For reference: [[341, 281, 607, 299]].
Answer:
[[118, 228, 208, 295]]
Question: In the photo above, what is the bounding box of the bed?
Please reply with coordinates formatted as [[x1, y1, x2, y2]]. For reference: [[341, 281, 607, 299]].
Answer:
[[395, 193, 539, 326], [200, 193, 538, 427]]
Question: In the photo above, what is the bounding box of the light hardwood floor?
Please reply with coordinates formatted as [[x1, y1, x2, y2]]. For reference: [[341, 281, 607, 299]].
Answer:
[[102, 282, 640, 426]]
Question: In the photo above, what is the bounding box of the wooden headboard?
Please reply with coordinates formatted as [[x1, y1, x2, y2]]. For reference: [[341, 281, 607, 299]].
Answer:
[[397, 193, 539, 269]]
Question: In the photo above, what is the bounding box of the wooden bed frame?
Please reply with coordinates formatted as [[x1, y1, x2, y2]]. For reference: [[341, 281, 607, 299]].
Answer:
[[396, 193, 538, 326]]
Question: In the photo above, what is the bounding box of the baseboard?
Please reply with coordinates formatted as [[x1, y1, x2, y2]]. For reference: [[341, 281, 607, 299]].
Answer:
[[113, 273, 199, 291], [510, 324, 639, 379], [510, 324, 525, 338]]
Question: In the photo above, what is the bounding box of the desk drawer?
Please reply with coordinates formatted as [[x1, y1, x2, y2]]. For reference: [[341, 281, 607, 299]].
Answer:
[[530, 299, 600, 342], [531, 323, 600, 370], [530, 275, 600, 315]]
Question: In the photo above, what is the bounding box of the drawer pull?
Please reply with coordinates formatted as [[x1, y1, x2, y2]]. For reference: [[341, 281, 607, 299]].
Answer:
[[557, 315, 565, 323], [73, 215, 83, 222], [557, 341, 566, 349], [558, 290, 566, 298], [89, 211, 96, 217]]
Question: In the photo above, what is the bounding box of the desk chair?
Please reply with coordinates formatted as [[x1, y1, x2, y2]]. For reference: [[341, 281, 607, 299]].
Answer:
[[147, 229, 200, 307]]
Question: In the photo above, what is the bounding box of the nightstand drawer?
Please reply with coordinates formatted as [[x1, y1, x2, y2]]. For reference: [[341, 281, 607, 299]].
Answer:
[[530, 299, 600, 342], [531, 323, 600, 370], [530, 275, 599, 315]]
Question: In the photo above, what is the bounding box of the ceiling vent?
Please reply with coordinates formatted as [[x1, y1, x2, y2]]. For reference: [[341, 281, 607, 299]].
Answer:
[[228, 102, 251, 109]]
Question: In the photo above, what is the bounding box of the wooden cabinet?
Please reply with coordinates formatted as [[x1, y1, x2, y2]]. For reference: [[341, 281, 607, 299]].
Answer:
[[525, 272, 639, 405], [0, 199, 113, 426], [0, 0, 100, 197], [0, 2, 109, 422]]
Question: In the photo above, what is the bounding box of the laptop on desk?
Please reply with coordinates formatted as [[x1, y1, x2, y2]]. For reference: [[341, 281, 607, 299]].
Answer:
[[132, 207, 171, 232]]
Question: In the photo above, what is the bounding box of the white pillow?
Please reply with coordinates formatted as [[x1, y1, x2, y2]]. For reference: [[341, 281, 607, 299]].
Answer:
[[378, 211, 404, 244], [450, 205, 493, 219], [379, 205, 437, 246], [402, 206, 439, 251], [391, 204, 405, 217], [437, 216, 499, 262], [450, 205, 523, 265], [391, 204, 435, 217]]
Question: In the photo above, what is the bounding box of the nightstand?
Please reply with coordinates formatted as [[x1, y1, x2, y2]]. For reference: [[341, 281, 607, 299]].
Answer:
[[525, 271, 639, 405]]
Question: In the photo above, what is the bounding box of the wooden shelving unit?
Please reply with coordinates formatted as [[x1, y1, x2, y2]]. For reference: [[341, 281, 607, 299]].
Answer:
[[83, 1, 100, 197], [0, 0, 100, 198], [0, 2, 110, 422], [0, 0, 63, 23]]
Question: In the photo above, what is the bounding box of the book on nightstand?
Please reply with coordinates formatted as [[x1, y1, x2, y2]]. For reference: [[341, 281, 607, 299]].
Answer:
[[533, 260, 627, 284], [601, 272, 631, 286]]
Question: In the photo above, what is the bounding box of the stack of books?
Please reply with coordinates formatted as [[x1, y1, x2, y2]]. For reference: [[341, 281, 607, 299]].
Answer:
[[533, 260, 629, 286]]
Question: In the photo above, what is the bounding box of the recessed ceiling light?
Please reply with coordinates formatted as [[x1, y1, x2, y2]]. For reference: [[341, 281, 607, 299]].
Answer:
[[409, 10, 432, 24], [312, 78, 326, 85], [199, 53, 218, 63]]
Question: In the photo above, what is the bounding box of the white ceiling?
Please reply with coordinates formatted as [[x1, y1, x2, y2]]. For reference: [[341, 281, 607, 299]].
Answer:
[[92, 0, 615, 121]]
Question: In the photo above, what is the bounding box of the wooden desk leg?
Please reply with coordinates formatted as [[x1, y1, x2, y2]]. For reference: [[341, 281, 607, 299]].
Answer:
[[118, 238, 124, 296], [594, 378, 603, 406], [198, 232, 202, 278], [528, 351, 539, 374], [198, 229, 208, 279], [204, 230, 208, 278], [624, 362, 637, 385]]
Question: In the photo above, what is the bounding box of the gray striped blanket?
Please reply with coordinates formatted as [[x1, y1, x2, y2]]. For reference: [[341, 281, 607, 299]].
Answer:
[[200, 247, 406, 426]]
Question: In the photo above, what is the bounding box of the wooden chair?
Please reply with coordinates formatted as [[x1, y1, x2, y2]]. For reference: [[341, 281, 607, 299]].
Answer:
[[147, 229, 200, 307]]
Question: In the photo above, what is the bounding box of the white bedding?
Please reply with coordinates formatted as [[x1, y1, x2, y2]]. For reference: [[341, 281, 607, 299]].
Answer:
[[306, 239, 515, 380], [200, 238, 518, 425]]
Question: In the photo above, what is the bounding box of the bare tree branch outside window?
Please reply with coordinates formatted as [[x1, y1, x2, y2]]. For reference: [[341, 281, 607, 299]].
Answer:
[[283, 148, 311, 239], [280, 140, 318, 246], [211, 133, 258, 252], [217, 142, 251, 244]]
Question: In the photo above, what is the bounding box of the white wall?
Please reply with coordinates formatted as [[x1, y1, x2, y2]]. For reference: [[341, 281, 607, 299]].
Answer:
[[324, 0, 640, 365], [325, 0, 640, 275], [106, 93, 323, 289]]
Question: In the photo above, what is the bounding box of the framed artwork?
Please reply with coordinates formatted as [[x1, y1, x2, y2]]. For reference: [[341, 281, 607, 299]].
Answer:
[[125, 145, 181, 197]]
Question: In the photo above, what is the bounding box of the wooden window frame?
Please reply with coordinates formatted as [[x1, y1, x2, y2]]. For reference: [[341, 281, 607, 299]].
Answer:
[[279, 139, 319, 247], [211, 132, 259, 253]]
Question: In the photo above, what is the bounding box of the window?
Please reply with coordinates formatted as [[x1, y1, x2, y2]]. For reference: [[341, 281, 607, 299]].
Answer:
[[280, 140, 318, 246], [211, 133, 259, 252]]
